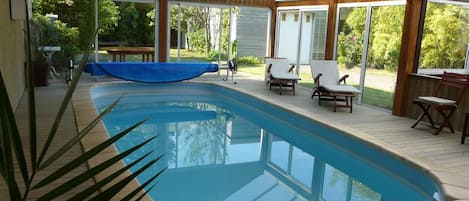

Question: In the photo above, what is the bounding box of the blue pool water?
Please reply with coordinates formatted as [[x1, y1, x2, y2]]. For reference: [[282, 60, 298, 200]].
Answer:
[[91, 83, 442, 201]]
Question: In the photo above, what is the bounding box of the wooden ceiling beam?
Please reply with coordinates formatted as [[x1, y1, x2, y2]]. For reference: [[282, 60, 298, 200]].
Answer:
[[175, 0, 274, 7]]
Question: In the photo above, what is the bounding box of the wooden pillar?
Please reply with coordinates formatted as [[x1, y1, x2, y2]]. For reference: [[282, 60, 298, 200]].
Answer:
[[325, 0, 337, 60], [159, 0, 168, 62], [392, 0, 426, 116], [268, 5, 277, 58]]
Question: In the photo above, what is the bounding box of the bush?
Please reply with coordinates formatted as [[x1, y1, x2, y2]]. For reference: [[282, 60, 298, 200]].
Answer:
[[33, 13, 80, 59], [236, 56, 262, 65], [208, 51, 227, 61]]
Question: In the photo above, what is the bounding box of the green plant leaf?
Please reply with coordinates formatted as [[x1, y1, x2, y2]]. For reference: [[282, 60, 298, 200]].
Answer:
[[0, 144, 5, 179], [36, 29, 99, 167], [35, 137, 156, 200], [0, 72, 29, 188], [32, 119, 146, 189], [121, 168, 165, 201], [88, 155, 163, 201], [0, 99, 22, 201], [38, 95, 123, 170], [25, 0, 37, 169], [68, 153, 162, 201], [34, 135, 154, 189]]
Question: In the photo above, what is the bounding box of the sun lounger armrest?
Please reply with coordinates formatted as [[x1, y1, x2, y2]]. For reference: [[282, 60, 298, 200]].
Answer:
[[314, 73, 322, 84], [339, 74, 349, 84], [288, 65, 295, 73], [267, 64, 273, 74]]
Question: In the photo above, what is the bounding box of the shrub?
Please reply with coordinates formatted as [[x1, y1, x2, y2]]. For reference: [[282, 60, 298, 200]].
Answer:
[[236, 56, 262, 65], [33, 13, 80, 59], [208, 51, 227, 61]]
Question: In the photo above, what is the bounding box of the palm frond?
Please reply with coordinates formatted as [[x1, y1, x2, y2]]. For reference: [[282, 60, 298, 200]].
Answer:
[[121, 168, 165, 201], [38, 95, 123, 170], [36, 29, 99, 167], [32, 118, 147, 189], [24, 0, 37, 169], [35, 137, 156, 200], [67, 152, 160, 201], [0, 72, 29, 189], [88, 155, 163, 201]]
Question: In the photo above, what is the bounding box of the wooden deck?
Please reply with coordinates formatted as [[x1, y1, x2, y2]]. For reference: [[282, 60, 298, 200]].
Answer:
[[6, 72, 469, 200]]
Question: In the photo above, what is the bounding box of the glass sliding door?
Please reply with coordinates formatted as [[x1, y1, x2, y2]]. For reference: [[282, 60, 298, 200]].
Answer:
[[335, 2, 404, 110], [168, 3, 270, 67], [364, 5, 404, 110], [276, 7, 328, 83], [169, 2, 229, 63], [98, 1, 157, 62], [335, 6, 366, 89]]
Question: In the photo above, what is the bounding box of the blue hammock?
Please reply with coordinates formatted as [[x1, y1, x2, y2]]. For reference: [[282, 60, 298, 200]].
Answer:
[[85, 62, 218, 83]]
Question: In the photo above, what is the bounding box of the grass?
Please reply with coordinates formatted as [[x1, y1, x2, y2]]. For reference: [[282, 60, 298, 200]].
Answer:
[[238, 64, 394, 110]]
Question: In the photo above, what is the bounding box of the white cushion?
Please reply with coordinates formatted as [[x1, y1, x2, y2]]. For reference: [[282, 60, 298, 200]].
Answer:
[[311, 60, 340, 86], [271, 72, 301, 80], [417, 96, 456, 105], [322, 84, 361, 94]]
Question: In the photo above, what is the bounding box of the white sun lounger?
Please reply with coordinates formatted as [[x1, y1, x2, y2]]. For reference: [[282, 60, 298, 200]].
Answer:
[[311, 60, 361, 112], [265, 57, 301, 95]]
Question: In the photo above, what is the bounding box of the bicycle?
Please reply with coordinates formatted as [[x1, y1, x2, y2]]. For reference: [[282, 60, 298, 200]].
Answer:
[[64, 59, 76, 86]]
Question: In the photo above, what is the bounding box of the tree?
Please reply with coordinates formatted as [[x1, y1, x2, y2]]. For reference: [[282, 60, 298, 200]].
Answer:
[[420, 3, 469, 69], [32, 0, 119, 50], [368, 6, 405, 72], [168, 6, 214, 54], [336, 6, 405, 72]]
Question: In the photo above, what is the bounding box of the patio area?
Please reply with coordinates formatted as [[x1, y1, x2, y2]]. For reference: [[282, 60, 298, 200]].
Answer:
[[13, 71, 469, 200]]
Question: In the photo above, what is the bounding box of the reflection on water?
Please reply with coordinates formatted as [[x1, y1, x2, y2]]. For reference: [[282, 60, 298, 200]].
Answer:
[[95, 91, 431, 201]]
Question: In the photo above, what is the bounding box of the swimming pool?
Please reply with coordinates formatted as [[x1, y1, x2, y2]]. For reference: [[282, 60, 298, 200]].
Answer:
[[91, 83, 442, 201]]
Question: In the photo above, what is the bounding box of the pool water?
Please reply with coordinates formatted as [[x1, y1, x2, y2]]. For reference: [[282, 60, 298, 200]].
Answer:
[[91, 83, 442, 201]]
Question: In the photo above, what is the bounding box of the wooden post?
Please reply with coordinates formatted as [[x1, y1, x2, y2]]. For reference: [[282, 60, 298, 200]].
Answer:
[[393, 0, 426, 116], [269, 5, 277, 57], [159, 0, 168, 62], [325, 0, 337, 60]]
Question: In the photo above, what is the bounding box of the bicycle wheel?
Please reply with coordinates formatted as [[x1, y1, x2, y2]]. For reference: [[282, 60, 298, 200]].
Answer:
[[64, 72, 72, 86]]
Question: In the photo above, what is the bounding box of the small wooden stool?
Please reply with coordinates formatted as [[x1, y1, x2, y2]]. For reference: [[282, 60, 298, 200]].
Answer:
[[461, 111, 469, 144]]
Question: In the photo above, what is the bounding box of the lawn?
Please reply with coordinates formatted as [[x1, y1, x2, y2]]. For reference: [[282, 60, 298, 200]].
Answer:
[[238, 64, 394, 110]]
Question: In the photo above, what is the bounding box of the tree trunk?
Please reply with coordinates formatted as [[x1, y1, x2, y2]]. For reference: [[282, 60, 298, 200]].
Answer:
[[204, 7, 211, 55]]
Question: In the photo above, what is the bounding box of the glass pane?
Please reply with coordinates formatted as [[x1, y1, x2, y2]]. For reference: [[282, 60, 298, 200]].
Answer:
[[270, 139, 290, 172], [418, 1, 469, 70], [311, 10, 328, 60], [363, 5, 405, 110], [99, 2, 156, 62], [336, 6, 366, 88], [290, 146, 314, 188], [322, 164, 348, 201], [351, 180, 381, 201], [169, 4, 226, 63], [276, 8, 327, 88]]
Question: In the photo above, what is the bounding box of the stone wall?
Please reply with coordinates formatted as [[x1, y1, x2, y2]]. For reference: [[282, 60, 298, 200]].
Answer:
[[0, 0, 26, 109]]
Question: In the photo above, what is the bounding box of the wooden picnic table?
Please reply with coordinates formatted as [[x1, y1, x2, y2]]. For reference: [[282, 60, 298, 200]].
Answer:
[[104, 47, 155, 62]]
